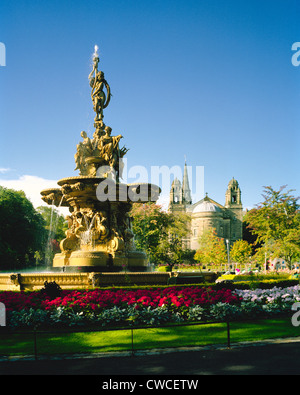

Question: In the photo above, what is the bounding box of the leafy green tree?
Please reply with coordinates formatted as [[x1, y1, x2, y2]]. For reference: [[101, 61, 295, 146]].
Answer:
[[245, 185, 300, 268], [230, 239, 252, 264], [194, 228, 227, 266], [0, 186, 47, 270], [130, 203, 190, 268], [131, 203, 170, 259], [36, 206, 67, 242], [155, 212, 190, 269], [243, 220, 262, 255]]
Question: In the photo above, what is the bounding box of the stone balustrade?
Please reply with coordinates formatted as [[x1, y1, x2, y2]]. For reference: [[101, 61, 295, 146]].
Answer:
[[0, 271, 217, 291]]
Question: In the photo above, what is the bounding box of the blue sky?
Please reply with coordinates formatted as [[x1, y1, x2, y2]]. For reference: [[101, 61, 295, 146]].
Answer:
[[0, 0, 299, 210]]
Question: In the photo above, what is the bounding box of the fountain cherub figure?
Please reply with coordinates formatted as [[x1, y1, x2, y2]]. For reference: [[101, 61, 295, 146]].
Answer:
[[98, 126, 128, 181]]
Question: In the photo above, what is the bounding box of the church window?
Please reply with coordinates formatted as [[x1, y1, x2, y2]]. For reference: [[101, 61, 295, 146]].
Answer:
[[193, 228, 197, 237]]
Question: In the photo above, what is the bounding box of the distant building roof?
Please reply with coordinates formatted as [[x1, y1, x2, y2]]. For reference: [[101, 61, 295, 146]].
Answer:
[[193, 200, 222, 213]]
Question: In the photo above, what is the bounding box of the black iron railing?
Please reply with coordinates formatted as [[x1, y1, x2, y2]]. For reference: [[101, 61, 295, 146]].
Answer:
[[0, 320, 232, 360]]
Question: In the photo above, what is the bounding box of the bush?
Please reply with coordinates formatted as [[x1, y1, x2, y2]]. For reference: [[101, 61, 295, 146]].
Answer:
[[40, 281, 62, 299], [156, 265, 172, 272], [209, 303, 241, 321], [9, 308, 49, 330], [213, 279, 299, 291], [4, 282, 300, 330]]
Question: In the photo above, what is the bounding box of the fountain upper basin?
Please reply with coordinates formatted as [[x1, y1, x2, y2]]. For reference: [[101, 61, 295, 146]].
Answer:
[[41, 177, 161, 207]]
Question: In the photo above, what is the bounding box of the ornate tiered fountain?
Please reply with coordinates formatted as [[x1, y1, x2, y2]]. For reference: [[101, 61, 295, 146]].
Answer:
[[40, 46, 160, 273], [0, 47, 218, 290], [0, 47, 165, 291]]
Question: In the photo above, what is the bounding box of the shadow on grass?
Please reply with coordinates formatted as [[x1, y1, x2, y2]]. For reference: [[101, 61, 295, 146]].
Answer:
[[0, 318, 299, 356]]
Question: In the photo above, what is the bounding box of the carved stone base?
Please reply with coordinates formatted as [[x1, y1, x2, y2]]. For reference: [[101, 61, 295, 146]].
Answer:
[[53, 251, 110, 268], [53, 250, 148, 272]]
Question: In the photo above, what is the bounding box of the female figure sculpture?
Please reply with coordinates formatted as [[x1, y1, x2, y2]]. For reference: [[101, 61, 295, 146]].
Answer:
[[88, 52, 111, 122]]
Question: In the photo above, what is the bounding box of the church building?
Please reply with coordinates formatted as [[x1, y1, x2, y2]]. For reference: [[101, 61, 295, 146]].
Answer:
[[168, 163, 243, 251]]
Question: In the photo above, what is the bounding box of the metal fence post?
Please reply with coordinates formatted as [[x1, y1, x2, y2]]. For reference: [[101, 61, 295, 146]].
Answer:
[[131, 327, 134, 356], [33, 329, 38, 360], [226, 321, 231, 348]]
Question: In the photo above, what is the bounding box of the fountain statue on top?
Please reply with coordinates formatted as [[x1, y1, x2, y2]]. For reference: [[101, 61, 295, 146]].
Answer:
[[40, 46, 160, 272], [75, 46, 127, 181]]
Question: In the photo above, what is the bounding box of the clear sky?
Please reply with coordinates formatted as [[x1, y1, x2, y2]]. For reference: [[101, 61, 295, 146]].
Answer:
[[0, 0, 299, 211]]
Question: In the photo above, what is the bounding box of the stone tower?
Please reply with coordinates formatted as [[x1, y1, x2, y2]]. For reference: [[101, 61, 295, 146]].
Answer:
[[169, 162, 192, 213], [224, 178, 243, 242]]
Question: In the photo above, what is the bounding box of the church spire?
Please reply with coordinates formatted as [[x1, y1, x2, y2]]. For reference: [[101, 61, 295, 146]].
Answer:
[[182, 160, 192, 205]]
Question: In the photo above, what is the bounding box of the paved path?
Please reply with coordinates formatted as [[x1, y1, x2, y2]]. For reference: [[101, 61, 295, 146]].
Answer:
[[1, 338, 300, 376]]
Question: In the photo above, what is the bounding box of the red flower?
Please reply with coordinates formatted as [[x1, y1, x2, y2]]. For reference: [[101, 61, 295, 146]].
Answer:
[[0, 285, 241, 314]]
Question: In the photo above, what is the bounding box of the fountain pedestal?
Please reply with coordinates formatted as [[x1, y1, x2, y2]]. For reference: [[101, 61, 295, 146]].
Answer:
[[52, 251, 148, 272]]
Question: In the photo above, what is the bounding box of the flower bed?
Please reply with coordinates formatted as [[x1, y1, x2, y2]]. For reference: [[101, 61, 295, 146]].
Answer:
[[0, 285, 299, 330]]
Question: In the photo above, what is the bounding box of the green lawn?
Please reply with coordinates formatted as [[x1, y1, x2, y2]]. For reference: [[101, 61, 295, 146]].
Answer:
[[0, 318, 299, 356]]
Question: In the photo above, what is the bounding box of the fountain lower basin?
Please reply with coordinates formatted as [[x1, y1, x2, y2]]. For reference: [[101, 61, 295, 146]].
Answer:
[[41, 177, 161, 272]]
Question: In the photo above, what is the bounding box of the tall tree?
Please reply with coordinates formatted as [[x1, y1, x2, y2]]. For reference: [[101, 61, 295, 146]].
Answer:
[[243, 219, 262, 255], [194, 228, 227, 266], [155, 212, 190, 269], [130, 203, 190, 268], [0, 187, 47, 270], [244, 186, 300, 268], [131, 203, 170, 260], [230, 239, 252, 264]]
